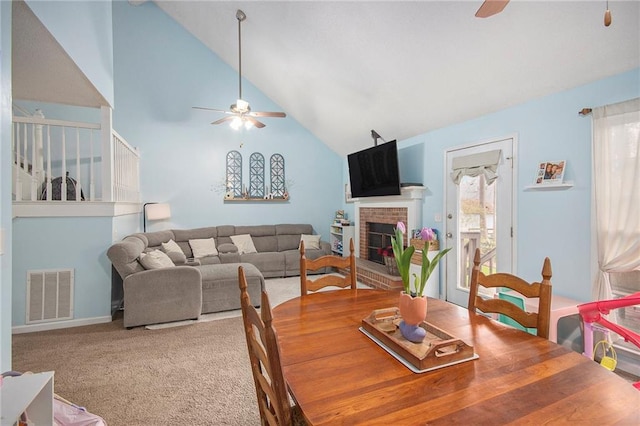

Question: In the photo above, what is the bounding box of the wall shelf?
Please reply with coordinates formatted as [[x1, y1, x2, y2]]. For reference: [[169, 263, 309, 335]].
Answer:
[[524, 181, 574, 191], [224, 198, 289, 203]]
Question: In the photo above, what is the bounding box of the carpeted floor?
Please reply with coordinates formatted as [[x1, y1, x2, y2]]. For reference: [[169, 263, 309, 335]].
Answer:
[[11, 276, 368, 425]]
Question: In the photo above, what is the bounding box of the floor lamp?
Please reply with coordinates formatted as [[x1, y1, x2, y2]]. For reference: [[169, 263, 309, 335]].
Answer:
[[143, 202, 171, 232]]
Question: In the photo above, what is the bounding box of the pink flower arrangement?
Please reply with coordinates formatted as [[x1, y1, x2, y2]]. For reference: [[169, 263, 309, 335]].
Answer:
[[418, 227, 436, 241]]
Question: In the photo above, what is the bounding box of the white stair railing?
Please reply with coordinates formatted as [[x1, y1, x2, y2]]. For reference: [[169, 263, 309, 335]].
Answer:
[[112, 130, 140, 202], [12, 110, 140, 203]]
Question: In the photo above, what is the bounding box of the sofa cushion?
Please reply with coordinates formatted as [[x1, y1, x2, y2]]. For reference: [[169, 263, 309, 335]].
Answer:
[[173, 227, 218, 241], [215, 225, 237, 246], [300, 234, 321, 250], [161, 239, 187, 264], [139, 250, 175, 270], [197, 263, 264, 314], [218, 243, 238, 253], [230, 234, 258, 254], [240, 252, 285, 275], [173, 227, 218, 258], [277, 224, 314, 251], [142, 230, 175, 248], [189, 238, 218, 258]]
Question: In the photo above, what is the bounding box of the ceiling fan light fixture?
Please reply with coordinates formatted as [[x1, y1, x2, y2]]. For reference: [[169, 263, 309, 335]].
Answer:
[[230, 116, 243, 130], [236, 98, 249, 111], [192, 9, 285, 129]]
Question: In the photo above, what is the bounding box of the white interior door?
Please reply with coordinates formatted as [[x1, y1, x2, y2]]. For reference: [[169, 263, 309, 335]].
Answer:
[[443, 137, 515, 307]]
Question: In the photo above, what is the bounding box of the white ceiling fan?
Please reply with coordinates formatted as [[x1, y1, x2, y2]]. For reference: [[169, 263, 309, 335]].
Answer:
[[475, 0, 613, 25], [193, 9, 286, 129]]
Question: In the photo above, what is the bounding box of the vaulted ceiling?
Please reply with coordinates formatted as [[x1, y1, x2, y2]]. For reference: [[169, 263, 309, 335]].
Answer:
[[154, 1, 640, 156], [12, 1, 640, 156]]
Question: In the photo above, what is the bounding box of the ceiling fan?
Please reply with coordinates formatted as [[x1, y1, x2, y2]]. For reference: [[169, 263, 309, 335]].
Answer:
[[193, 9, 286, 129], [475, 0, 613, 25], [475, 0, 510, 18]]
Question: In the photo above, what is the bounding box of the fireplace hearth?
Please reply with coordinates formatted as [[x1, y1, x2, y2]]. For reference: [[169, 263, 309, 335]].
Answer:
[[351, 186, 426, 291]]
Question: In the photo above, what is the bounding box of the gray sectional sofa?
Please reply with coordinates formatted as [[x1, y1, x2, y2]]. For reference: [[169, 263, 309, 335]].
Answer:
[[107, 224, 330, 328]]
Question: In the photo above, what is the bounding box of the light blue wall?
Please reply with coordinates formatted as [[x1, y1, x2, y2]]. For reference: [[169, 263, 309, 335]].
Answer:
[[25, 0, 114, 107], [356, 68, 639, 303], [1, 0, 12, 372], [112, 1, 343, 234], [12, 217, 113, 325], [8, 1, 342, 330]]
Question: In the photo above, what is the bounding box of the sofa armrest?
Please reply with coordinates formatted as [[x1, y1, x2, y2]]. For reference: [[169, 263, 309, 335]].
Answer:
[[122, 266, 202, 328]]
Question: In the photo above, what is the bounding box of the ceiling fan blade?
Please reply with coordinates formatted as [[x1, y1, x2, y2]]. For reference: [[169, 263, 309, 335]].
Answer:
[[475, 0, 509, 18], [211, 116, 236, 125], [249, 111, 287, 118], [245, 116, 266, 128], [193, 106, 233, 114]]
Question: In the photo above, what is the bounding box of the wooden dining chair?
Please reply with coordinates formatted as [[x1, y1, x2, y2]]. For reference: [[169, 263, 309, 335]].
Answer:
[[238, 266, 306, 426], [300, 238, 357, 295], [468, 248, 553, 339]]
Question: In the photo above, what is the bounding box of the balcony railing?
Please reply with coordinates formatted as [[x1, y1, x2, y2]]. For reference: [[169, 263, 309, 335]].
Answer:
[[12, 107, 139, 206]]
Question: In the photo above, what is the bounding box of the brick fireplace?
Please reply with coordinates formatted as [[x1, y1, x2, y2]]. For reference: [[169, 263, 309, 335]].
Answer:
[[359, 208, 408, 261], [352, 186, 426, 290]]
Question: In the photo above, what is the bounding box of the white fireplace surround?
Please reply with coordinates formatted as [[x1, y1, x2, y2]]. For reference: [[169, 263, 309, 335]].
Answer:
[[354, 186, 426, 258]]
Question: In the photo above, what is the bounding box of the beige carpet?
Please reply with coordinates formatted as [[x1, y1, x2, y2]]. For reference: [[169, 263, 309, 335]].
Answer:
[[11, 275, 369, 426]]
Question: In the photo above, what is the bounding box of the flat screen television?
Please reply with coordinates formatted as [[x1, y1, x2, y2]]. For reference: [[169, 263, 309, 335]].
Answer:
[[348, 140, 401, 198]]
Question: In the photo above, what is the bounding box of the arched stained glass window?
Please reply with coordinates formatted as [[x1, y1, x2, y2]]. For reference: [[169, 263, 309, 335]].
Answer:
[[249, 152, 265, 198], [226, 150, 242, 197], [270, 154, 285, 197]]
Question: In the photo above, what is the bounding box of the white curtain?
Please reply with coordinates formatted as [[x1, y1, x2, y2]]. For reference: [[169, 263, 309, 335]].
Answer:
[[592, 97, 640, 301], [450, 149, 502, 184]]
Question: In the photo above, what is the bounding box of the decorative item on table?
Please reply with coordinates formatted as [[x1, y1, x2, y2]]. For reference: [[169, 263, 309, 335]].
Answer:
[[392, 222, 451, 343], [377, 246, 399, 276]]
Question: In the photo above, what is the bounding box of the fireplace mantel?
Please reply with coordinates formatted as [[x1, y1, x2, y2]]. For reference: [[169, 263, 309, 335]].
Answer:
[[354, 186, 426, 258]]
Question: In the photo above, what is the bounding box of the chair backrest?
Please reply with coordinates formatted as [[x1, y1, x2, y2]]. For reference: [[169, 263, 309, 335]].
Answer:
[[238, 266, 293, 426], [300, 238, 357, 295], [468, 248, 553, 339]]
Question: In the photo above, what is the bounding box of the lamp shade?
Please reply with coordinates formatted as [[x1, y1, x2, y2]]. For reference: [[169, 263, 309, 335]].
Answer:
[[145, 203, 171, 220]]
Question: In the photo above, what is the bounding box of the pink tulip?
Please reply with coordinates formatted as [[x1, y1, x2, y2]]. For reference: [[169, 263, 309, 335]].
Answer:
[[419, 227, 435, 241], [396, 221, 406, 234]]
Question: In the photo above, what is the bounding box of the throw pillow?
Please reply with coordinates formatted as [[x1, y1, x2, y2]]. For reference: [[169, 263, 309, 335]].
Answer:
[[299, 234, 321, 250], [161, 239, 187, 264], [189, 238, 218, 258], [139, 250, 175, 270], [230, 234, 258, 255]]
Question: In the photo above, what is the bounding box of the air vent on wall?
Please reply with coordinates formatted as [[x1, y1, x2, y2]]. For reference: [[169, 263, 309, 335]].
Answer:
[[26, 269, 74, 324]]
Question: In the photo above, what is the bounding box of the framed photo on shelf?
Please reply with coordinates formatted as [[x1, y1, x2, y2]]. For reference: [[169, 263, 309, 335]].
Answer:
[[534, 160, 566, 185]]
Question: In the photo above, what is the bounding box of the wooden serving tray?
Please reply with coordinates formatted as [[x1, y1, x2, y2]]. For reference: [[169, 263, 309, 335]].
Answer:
[[361, 307, 477, 372]]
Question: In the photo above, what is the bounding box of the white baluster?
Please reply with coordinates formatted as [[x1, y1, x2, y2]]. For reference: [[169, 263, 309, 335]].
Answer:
[[14, 122, 22, 201], [76, 127, 81, 201], [46, 125, 52, 201], [31, 121, 38, 200], [89, 130, 95, 201], [61, 128, 67, 201]]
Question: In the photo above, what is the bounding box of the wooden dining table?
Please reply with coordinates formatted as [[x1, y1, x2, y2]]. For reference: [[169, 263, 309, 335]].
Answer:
[[271, 289, 639, 425]]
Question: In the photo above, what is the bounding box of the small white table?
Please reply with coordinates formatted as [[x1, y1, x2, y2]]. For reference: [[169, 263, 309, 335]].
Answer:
[[1, 371, 54, 426]]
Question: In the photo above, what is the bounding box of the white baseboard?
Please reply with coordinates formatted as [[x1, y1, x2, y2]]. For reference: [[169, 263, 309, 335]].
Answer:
[[12, 316, 112, 334]]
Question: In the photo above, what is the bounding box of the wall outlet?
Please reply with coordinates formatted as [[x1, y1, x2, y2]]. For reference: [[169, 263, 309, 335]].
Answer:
[[434, 213, 442, 223]]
